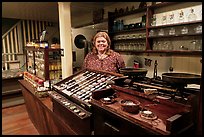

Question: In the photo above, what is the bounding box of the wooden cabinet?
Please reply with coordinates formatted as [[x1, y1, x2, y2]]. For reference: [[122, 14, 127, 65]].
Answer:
[[26, 46, 63, 81], [108, 2, 202, 56]]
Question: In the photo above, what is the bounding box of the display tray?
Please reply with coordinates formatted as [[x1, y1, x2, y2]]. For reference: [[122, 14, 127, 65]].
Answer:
[[52, 69, 123, 111], [90, 85, 193, 135]]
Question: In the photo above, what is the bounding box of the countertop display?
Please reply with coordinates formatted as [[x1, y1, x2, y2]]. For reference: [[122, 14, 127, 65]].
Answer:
[[90, 85, 195, 135], [19, 68, 201, 135]]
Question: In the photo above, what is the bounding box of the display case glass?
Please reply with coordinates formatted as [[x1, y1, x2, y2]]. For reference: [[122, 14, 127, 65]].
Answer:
[[26, 44, 63, 82]]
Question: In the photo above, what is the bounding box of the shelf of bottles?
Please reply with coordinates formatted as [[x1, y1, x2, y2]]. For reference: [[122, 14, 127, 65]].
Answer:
[[148, 4, 202, 52], [26, 42, 63, 82], [109, 7, 147, 52], [108, 2, 202, 55]]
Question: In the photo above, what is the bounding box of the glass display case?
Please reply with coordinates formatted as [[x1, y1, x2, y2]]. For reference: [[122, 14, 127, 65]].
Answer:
[[25, 44, 63, 82]]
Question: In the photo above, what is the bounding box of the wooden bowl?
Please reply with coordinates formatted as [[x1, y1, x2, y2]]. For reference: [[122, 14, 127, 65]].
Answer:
[[120, 99, 140, 114]]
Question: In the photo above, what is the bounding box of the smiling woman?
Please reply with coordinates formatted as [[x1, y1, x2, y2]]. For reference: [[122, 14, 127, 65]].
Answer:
[[83, 31, 125, 73]]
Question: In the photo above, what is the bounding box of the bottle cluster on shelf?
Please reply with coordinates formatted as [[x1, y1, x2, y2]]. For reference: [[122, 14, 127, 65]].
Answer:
[[151, 5, 202, 26], [149, 23, 202, 37], [112, 12, 146, 32], [112, 19, 146, 32], [26, 41, 49, 48], [114, 41, 146, 51], [109, 2, 202, 55], [113, 32, 146, 40], [152, 38, 202, 51], [26, 46, 62, 81]]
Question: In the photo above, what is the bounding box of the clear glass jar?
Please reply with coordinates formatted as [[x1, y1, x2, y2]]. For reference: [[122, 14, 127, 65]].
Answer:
[[169, 27, 176, 35], [162, 13, 167, 25], [178, 10, 184, 23], [158, 29, 165, 36], [157, 41, 162, 50], [151, 14, 156, 26], [169, 12, 174, 24], [188, 8, 197, 22], [194, 24, 202, 33], [149, 30, 154, 37], [153, 41, 158, 50], [181, 26, 188, 34]]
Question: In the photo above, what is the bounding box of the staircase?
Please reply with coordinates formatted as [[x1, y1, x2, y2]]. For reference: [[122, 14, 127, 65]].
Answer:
[[2, 19, 57, 71], [2, 18, 58, 108]]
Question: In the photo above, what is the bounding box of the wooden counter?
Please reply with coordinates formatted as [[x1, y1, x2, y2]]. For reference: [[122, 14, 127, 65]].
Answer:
[[19, 79, 198, 135], [19, 80, 77, 135], [90, 85, 195, 135]]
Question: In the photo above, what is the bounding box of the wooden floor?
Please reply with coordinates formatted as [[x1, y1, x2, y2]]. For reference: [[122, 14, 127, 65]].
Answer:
[[2, 103, 39, 135]]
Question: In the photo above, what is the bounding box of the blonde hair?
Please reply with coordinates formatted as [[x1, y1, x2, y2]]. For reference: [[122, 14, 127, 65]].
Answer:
[[92, 31, 111, 55]]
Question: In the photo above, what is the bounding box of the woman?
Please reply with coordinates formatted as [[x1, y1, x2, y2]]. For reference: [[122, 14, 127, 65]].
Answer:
[[83, 31, 125, 73]]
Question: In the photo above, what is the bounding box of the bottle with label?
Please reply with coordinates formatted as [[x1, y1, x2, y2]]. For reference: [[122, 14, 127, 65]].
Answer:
[[188, 8, 197, 22], [181, 26, 188, 34], [178, 10, 184, 23], [169, 27, 176, 35], [194, 24, 202, 33], [162, 13, 167, 25], [158, 29, 165, 36], [141, 14, 146, 27], [151, 14, 156, 26], [149, 30, 155, 37], [169, 12, 174, 24]]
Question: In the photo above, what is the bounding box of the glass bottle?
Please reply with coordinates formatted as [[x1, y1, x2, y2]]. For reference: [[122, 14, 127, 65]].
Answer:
[[139, 2, 147, 8], [169, 12, 174, 24], [188, 8, 197, 22], [169, 27, 176, 35], [113, 20, 117, 32], [199, 9, 202, 20], [168, 41, 173, 50], [192, 40, 202, 50], [178, 10, 184, 23], [194, 24, 202, 33], [149, 30, 155, 37], [117, 20, 121, 31], [151, 14, 156, 26], [181, 26, 188, 34], [120, 20, 124, 31], [131, 6, 135, 11], [153, 41, 157, 50], [141, 14, 146, 27], [162, 13, 167, 25], [118, 20, 124, 31], [125, 6, 129, 13], [157, 42, 161, 50], [114, 8, 118, 14], [158, 29, 164, 36]]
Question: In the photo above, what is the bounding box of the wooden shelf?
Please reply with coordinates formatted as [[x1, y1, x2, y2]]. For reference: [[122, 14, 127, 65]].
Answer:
[[108, 2, 202, 56]]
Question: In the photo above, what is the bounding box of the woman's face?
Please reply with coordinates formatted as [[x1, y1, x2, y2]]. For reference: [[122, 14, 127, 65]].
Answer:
[[95, 36, 108, 54]]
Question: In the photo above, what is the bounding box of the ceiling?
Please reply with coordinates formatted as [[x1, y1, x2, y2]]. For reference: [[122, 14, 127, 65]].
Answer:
[[2, 2, 115, 23]]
